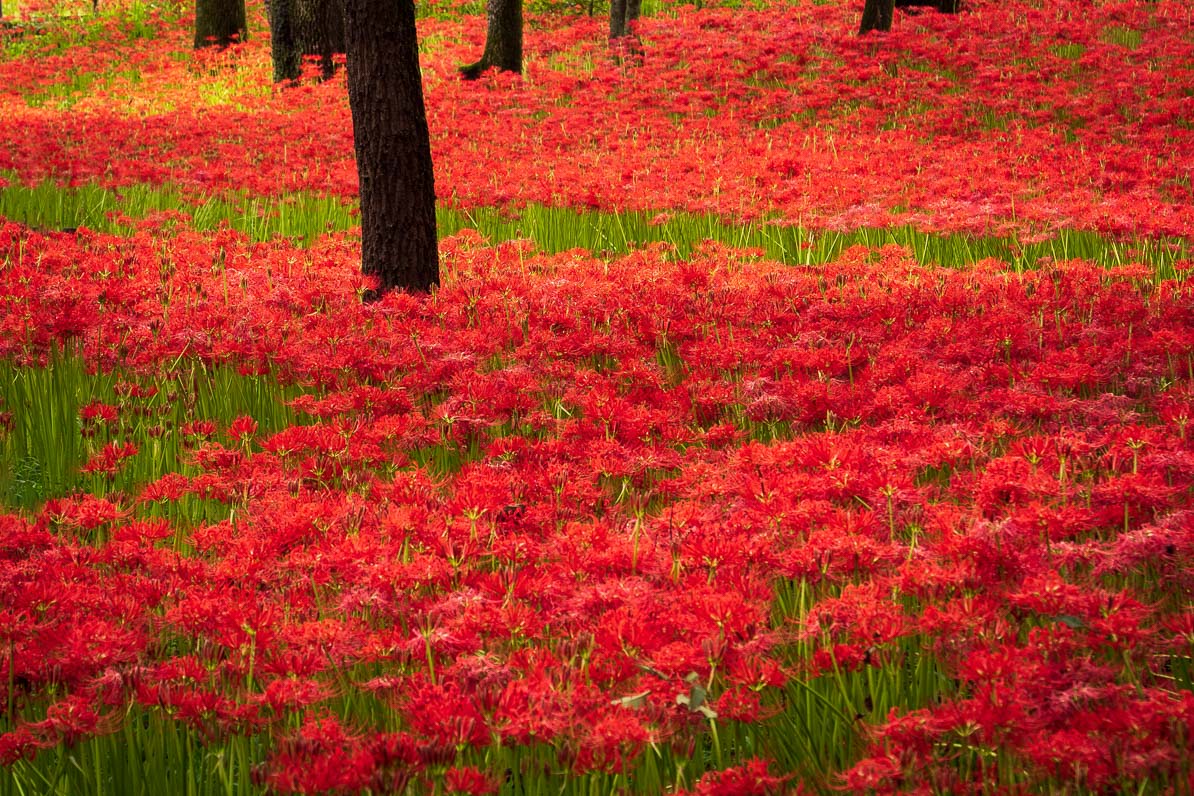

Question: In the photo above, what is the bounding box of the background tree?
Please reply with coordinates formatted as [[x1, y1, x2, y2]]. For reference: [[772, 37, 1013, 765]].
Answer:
[[609, 0, 641, 40], [460, 0, 523, 80], [194, 0, 247, 48], [894, 0, 960, 12], [859, 0, 894, 33], [609, 0, 642, 62], [342, 0, 439, 295], [269, 0, 345, 83], [865, 0, 959, 33]]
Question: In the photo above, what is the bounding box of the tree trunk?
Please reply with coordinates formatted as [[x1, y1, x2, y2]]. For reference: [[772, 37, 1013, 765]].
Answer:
[[609, 0, 626, 38], [343, 0, 439, 296], [859, 0, 894, 33], [270, 0, 346, 82], [609, 0, 642, 61], [194, 0, 247, 48], [460, 0, 522, 80], [311, 0, 346, 76], [269, 0, 301, 81]]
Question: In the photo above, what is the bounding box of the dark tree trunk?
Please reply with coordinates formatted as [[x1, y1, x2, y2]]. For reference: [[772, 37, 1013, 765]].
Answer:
[[460, 0, 522, 80], [270, 0, 346, 82], [609, 0, 642, 60], [309, 0, 346, 77], [895, 0, 959, 9], [609, 0, 642, 39], [859, 0, 894, 33], [269, 0, 300, 81], [194, 0, 247, 48], [609, 0, 626, 38], [343, 0, 439, 296]]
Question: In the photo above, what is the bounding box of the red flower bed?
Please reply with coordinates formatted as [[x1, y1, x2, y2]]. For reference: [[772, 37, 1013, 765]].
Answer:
[[0, 0, 1192, 237], [0, 222, 1191, 790]]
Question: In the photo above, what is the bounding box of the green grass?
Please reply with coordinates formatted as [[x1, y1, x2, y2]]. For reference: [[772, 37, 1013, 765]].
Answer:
[[1, 707, 264, 796], [0, 347, 312, 512], [1, 177, 1189, 277]]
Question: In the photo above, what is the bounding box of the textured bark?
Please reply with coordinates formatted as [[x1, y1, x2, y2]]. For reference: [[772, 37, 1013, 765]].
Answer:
[[270, 0, 345, 82], [269, 0, 300, 81], [609, 0, 626, 38], [460, 0, 522, 80], [609, 0, 641, 37], [194, 0, 247, 48], [343, 0, 439, 296], [609, 0, 642, 61], [859, 0, 894, 33]]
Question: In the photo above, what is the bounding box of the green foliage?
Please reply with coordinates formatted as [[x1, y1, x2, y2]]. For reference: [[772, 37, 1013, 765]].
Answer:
[[0, 708, 263, 796], [2, 178, 1188, 278], [0, 348, 310, 511]]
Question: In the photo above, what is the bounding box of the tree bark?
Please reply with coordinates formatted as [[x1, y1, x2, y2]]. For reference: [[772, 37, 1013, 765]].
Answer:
[[609, 0, 642, 61], [343, 0, 439, 296], [270, 0, 345, 82], [194, 0, 247, 48], [859, 0, 894, 33], [609, 0, 626, 38], [269, 0, 301, 81], [460, 0, 522, 80]]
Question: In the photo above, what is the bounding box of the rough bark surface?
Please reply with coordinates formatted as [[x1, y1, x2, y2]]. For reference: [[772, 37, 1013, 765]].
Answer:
[[859, 0, 894, 33], [460, 0, 522, 80], [194, 0, 247, 48], [609, 0, 627, 38], [268, 0, 300, 81], [270, 0, 345, 82], [342, 0, 439, 296], [609, 0, 642, 60]]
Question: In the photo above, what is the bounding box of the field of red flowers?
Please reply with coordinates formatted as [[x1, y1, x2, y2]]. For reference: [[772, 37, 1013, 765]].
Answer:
[[1, 0, 1193, 793]]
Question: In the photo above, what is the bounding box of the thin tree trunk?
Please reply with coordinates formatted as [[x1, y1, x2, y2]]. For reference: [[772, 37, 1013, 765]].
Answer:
[[194, 0, 247, 48], [626, 0, 641, 28], [859, 0, 894, 33], [343, 0, 439, 296], [460, 0, 522, 80], [609, 0, 642, 61], [609, 0, 627, 39], [270, 0, 344, 82], [309, 0, 345, 79], [269, 0, 301, 81]]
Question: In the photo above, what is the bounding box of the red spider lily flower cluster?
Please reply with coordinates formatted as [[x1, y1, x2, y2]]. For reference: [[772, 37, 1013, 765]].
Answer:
[[0, 218, 1192, 790], [0, 0, 1191, 237]]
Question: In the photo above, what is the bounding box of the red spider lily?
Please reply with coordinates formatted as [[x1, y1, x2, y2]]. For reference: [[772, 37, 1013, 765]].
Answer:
[[227, 414, 258, 442], [79, 440, 139, 476], [41, 493, 127, 532], [444, 765, 501, 795], [79, 400, 120, 425], [262, 716, 382, 794], [680, 758, 790, 795]]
